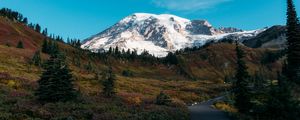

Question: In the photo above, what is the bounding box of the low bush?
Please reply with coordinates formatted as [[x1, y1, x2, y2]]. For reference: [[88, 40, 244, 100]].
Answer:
[[122, 69, 134, 77]]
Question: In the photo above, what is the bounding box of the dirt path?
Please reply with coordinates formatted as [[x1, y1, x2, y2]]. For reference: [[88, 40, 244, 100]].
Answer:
[[188, 96, 231, 120]]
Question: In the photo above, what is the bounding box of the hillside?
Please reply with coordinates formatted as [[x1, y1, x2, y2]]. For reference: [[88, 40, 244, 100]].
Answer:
[[0, 14, 283, 119], [0, 17, 44, 50], [0, 15, 226, 119], [180, 43, 282, 80]]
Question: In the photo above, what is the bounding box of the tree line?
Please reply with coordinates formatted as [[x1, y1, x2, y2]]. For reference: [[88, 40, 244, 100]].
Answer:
[[231, 0, 300, 119]]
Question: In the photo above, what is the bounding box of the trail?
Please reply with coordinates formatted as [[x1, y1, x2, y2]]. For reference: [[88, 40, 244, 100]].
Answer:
[[188, 96, 231, 120]]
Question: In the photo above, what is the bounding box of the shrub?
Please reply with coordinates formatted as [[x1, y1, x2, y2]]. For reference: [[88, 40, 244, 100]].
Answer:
[[156, 92, 172, 106], [119, 93, 142, 106], [122, 69, 134, 77], [214, 101, 238, 113], [16, 41, 24, 49]]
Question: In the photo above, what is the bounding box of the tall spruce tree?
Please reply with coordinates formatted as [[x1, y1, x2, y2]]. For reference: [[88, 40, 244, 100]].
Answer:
[[264, 0, 300, 118], [286, 0, 300, 84], [264, 1, 300, 119], [233, 42, 251, 114], [35, 52, 76, 102], [102, 67, 116, 97], [35, 24, 41, 33], [22, 17, 28, 24]]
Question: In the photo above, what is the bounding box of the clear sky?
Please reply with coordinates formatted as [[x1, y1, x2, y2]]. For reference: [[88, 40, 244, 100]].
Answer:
[[0, 0, 299, 40]]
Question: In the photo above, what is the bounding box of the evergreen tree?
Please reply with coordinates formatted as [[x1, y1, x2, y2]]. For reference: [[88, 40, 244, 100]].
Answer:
[[35, 24, 41, 33], [108, 47, 113, 55], [35, 52, 76, 102], [41, 39, 59, 55], [48, 40, 54, 52], [42, 28, 48, 36], [286, 0, 300, 84], [16, 40, 24, 48], [233, 42, 251, 114], [121, 49, 126, 55], [115, 46, 120, 56], [264, 1, 300, 118], [49, 41, 59, 55], [130, 49, 138, 60], [22, 17, 28, 24], [164, 52, 178, 65], [102, 67, 116, 97], [31, 50, 42, 66]]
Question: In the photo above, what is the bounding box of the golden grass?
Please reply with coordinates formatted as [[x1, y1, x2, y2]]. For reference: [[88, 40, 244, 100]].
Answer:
[[213, 101, 238, 113], [0, 43, 232, 105], [0, 45, 41, 81]]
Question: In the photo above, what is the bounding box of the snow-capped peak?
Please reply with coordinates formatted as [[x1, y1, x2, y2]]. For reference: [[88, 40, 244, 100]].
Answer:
[[121, 13, 190, 24], [82, 13, 264, 57]]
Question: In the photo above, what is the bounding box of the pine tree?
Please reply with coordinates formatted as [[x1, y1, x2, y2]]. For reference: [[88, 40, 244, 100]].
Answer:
[[22, 17, 28, 24], [115, 46, 120, 56], [102, 67, 116, 97], [35, 52, 76, 102], [264, 1, 300, 118], [42, 39, 59, 55], [130, 49, 138, 60], [108, 47, 112, 55], [16, 40, 24, 48], [50, 41, 59, 55], [42, 28, 48, 36], [31, 50, 42, 66], [233, 42, 251, 114], [164, 52, 178, 65], [286, 0, 300, 84], [35, 24, 41, 33]]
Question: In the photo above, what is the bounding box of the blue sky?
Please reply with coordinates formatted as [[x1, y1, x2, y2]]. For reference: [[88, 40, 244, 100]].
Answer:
[[0, 0, 299, 40]]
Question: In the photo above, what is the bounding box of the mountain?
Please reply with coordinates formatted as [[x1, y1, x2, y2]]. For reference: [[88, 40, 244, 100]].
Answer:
[[82, 13, 264, 57], [0, 9, 284, 120]]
